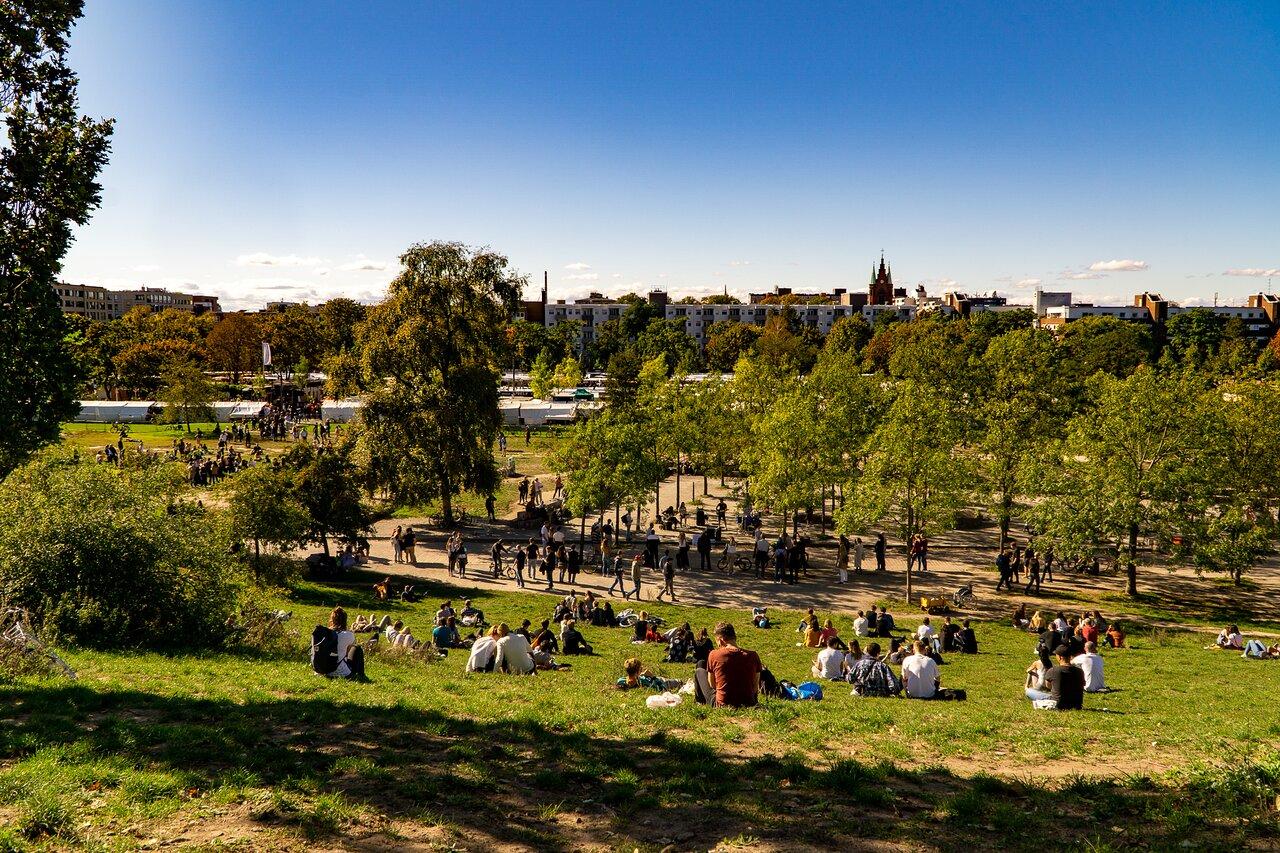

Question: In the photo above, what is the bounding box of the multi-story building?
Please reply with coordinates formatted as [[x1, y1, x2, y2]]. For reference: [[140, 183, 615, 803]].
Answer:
[[54, 283, 115, 321], [191, 294, 222, 316]]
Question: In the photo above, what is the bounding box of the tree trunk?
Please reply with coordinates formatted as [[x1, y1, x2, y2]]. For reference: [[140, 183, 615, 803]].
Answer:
[[580, 512, 586, 546], [1126, 523, 1139, 596], [704, 473, 709, 493], [321, 530, 330, 556], [253, 537, 261, 567], [675, 451, 681, 506], [441, 490, 454, 526]]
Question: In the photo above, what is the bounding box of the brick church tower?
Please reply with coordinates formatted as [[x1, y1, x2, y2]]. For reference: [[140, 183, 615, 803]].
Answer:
[[869, 253, 894, 305]]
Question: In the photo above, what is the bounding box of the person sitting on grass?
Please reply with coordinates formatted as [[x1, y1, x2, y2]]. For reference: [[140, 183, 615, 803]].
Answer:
[[841, 639, 864, 676], [514, 619, 534, 643], [432, 616, 462, 652], [1012, 603, 1029, 631], [533, 619, 560, 655], [1071, 641, 1106, 692], [459, 600, 485, 628], [916, 617, 939, 653], [751, 607, 771, 629], [560, 619, 594, 655], [616, 657, 667, 691], [853, 610, 870, 637], [901, 640, 940, 700], [1105, 622, 1126, 649], [494, 623, 536, 675], [811, 636, 846, 680], [959, 619, 979, 655], [323, 607, 369, 682], [589, 601, 610, 627], [373, 576, 392, 600], [530, 630, 566, 670], [706, 622, 763, 708], [941, 616, 962, 653], [665, 624, 692, 663], [466, 626, 500, 673], [436, 601, 456, 623], [886, 637, 909, 665], [1213, 625, 1244, 651], [1026, 644, 1084, 710], [818, 619, 848, 651], [876, 607, 897, 638], [803, 615, 823, 648], [1029, 610, 1046, 632], [848, 642, 901, 697], [632, 611, 652, 643], [692, 627, 714, 665]]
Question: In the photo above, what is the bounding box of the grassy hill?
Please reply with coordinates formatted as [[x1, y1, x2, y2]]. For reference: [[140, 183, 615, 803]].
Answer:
[[2, 574, 1278, 851]]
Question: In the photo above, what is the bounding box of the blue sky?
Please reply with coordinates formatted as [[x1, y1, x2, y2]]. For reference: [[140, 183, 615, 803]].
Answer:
[[63, 1, 1280, 310]]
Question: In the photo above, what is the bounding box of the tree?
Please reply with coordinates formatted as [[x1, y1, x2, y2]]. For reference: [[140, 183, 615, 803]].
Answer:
[[1027, 370, 1219, 596], [114, 338, 204, 394], [260, 304, 324, 372], [286, 444, 368, 556], [705, 321, 761, 372], [974, 329, 1065, 547], [226, 465, 310, 568], [837, 382, 971, 602], [158, 361, 216, 432], [528, 349, 555, 400], [0, 1, 114, 475], [1163, 308, 1225, 369], [205, 312, 261, 381], [556, 407, 662, 540], [823, 315, 872, 358], [552, 355, 583, 392], [637, 317, 700, 374], [317, 298, 367, 355], [1057, 315, 1153, 391], [604, 349, 643, 408], [358, 241, 523, 523], [292, 356, 311, 392], [756, 312, 818, 373], [322, 350, 363, 398]]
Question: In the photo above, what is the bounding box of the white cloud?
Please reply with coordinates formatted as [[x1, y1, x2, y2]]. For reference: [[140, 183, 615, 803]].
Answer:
[[1061, 271, 1107, 280], [1089, 259, 1148, 272], [1015, 278, 1041, 288], [713, 271, 725, 277], [315, 268, 331, 277], [992, 275, 1014, 284], [236, 252, 327, 268], [132, 264, 160, 273], [337, 255, 389, 272], [728, 260, 751, 267], [610, 273, 622, 279], [564, 262, 592, 271], [563, 272, 599, 281], [1224, 268, 1280, 277], [658, 273, 669, 279]]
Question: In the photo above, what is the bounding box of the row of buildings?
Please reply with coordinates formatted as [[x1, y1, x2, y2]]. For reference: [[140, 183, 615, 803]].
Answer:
[[527, 255, 1280, 346], [54, 284, 221, 321]]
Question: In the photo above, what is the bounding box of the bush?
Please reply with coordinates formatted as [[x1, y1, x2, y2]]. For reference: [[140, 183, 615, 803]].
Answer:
[[0, 452, 247, 648]]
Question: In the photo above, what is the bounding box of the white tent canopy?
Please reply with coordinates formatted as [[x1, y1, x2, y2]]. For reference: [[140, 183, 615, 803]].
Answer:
[[74, 401, 158, 423], [321, 399, 362, 423]]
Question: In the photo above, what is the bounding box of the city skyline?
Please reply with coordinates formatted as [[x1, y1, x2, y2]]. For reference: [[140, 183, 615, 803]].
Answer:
[[60, 2, 1280, 311]]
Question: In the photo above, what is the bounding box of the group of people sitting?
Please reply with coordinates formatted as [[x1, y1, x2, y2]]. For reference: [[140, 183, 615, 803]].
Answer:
[[1014, 605, 1126, 649], [1210, 625, 1280, 659]]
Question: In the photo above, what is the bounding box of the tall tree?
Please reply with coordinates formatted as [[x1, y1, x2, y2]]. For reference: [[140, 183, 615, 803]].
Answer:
[[358, 241, 523, 523], [837, 381, 971, 602], [317, 297, 367, 355], [157, 361, 216, 432], [204, 312, 261, 381], [286, 444, 368, 556], [0, 0, 113, 474], [226, 464, 310, 569], [1027, 370, 1218, 596]]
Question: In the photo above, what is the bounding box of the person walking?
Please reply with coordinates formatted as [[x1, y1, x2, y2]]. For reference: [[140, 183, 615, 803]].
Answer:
[[995, 548, 1013, 592], [606, 552, 626, 596], [514, 545, 526, 589], [919, 535, 929, 573], [1025, 552, 1042, 594], [485, 494, 496, 522], [491, 539, 505, 579], [874, 532, 886, 572], [853, 536, 864, 574], [656, 549, 677, 602], [629, 553, 644, 600], [837, 534, 849, 584], [698, 526, 713, 571]]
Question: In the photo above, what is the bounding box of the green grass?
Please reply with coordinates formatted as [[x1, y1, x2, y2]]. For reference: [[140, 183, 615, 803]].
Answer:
[[1, 573, 1278, 850], [59, 421, 302, 456]]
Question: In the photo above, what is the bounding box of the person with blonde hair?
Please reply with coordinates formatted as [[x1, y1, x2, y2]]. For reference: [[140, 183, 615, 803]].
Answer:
[[494, 623, 535, 674]]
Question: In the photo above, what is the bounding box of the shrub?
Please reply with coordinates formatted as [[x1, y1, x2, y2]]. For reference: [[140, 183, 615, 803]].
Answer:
[[0, 452, 247, 648]]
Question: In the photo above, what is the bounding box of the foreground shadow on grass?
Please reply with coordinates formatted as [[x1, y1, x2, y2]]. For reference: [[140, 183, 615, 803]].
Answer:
[[3, 683, 1279, 852]]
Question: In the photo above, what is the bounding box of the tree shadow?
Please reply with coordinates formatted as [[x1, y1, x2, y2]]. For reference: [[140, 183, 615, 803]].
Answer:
[[1, 683, 1273, 850]]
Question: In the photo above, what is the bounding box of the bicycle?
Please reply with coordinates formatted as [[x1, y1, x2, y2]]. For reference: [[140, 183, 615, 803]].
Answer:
[[717, 551, 754, 574], [952, 585, 974, 609]]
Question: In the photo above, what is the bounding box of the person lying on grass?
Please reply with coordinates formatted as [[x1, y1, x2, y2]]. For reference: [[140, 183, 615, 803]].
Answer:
[[1026, 644, 1085, 710], [616, 657, 668, 691], [384, 619, 422, 649], [706, 622, 763, 709], [847, 642, 901, 697], [352, 614, 392, 633]]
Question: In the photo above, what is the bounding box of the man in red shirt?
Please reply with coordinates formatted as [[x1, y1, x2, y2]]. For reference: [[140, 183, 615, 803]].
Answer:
[[706, 622, 763, 708], [1080, 618, 1100, 645]]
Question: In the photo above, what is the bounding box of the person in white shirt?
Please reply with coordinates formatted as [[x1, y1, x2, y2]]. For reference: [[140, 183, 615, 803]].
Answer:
[[325, 607, 368, 681], [853, 537, 864, 573], [916, 618, 936, 643], [1051, 612, 1070, 634], [901, 641, 940, 699], [1071, 641, 1106, 692], [494, 623, 535, 674], [811, 637, 846, 680], [853, 611, 870, 637], [466, 627, 500, 672]]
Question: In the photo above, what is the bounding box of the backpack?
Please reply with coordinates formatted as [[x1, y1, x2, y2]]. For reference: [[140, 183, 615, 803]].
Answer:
[[311, 625, 339, 675], [795, 681, 824, 701], [777, 679, 800, 701]]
